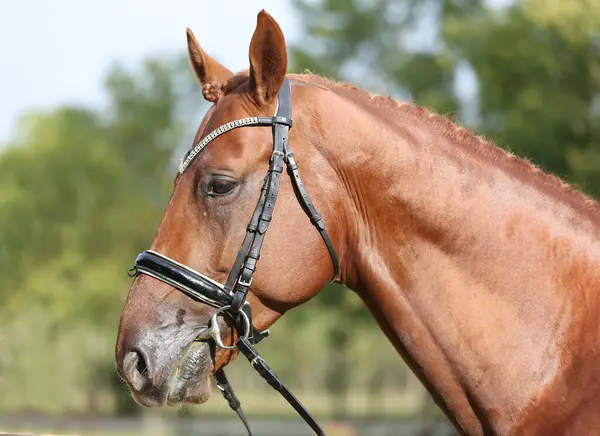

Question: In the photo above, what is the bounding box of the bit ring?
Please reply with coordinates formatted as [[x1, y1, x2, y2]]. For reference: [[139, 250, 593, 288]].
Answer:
[[210, 306, 250, 350]]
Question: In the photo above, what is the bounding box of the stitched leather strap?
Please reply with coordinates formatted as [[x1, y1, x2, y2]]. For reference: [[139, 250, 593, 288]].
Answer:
[[223, 173, 270, 294], [236, 338, 325, 436], [214, 369, 253, 436]]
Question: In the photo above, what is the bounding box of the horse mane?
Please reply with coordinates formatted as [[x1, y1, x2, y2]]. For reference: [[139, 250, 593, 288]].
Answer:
[[219, 71, 600, 222]]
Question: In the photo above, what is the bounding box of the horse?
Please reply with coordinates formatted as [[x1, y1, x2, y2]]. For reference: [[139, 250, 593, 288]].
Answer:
[[115, 9, 600, 436]]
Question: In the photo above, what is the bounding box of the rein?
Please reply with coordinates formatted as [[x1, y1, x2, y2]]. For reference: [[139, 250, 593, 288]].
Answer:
[[128, 77, 338, 436]]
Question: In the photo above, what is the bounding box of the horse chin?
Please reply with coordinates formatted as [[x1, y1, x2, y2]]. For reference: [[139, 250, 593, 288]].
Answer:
[[166, 341, 214, 406]]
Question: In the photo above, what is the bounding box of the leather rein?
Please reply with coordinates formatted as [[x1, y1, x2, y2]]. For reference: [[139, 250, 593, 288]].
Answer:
[[128, 77, 339, 436]]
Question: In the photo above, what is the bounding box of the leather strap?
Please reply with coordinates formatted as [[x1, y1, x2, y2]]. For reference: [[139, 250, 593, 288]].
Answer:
[[229, 78, 292, 313], [236, 338, 325, 436], [283, 143, 339, 282], [223, 173, 270, 293], [214, 369, 253, 436], [131, 250, 233, 308]]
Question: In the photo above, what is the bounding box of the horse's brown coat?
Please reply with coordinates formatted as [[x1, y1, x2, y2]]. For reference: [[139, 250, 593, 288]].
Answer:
[[115, 10, 600, 435]]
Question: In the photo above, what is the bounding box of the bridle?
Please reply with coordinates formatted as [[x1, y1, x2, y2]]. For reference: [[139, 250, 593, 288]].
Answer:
[[128, 77, 338, 436]]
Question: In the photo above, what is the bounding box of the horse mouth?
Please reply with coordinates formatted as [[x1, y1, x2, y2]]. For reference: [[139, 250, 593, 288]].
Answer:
[[166, 340, 214, 406]]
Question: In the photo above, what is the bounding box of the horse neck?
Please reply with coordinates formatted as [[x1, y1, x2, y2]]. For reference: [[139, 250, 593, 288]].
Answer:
[[310, 86, 600, 434]]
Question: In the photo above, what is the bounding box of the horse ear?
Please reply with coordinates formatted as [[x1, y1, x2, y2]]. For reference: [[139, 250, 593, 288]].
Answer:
[[186, 27, 233, 94], [248, 10, 288, 106]]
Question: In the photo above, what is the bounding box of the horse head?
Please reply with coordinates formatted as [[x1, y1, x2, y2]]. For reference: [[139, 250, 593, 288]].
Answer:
[[115, 10, 343, 411]]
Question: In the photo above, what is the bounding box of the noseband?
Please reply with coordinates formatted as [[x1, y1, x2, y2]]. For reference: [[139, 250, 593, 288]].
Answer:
[[128, 77, 338, 436]]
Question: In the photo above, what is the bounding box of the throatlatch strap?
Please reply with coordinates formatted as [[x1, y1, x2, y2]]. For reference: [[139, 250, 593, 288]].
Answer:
[[214, 369, 253, 436], [283, 142, 339, 281]]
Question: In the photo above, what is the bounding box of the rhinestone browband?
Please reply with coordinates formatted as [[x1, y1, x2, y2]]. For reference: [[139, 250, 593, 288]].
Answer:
[[179, 117, 262, 174]]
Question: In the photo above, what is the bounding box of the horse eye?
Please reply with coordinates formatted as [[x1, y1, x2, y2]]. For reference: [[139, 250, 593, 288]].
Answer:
[[204, 177, 238, 197]]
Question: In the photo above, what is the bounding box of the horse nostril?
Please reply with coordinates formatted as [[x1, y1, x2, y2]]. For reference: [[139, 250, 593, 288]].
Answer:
[[135, 350, 148, 376], [123, 349, 150, 392]]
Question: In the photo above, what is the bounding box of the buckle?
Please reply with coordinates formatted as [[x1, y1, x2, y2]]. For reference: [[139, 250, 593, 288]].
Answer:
[[237, 274, 253, 287], [270, 150, 285, 162]]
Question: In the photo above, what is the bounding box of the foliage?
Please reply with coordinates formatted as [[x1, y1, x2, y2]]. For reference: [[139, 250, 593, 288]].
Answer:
[[0, 56, 203, 415]]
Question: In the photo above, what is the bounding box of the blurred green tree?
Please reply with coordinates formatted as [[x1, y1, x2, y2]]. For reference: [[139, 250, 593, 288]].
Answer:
[[0, 56, 203, 414]]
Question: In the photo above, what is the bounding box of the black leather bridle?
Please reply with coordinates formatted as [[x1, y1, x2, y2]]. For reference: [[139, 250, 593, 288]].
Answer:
[[128, 77, 339, 436]]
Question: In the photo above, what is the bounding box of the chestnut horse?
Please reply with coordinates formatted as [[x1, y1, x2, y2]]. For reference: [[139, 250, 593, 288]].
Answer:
[[115, 10, 600, 436]]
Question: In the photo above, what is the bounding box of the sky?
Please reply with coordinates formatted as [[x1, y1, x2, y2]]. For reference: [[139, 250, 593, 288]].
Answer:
[[0, 0, 299, 142]]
